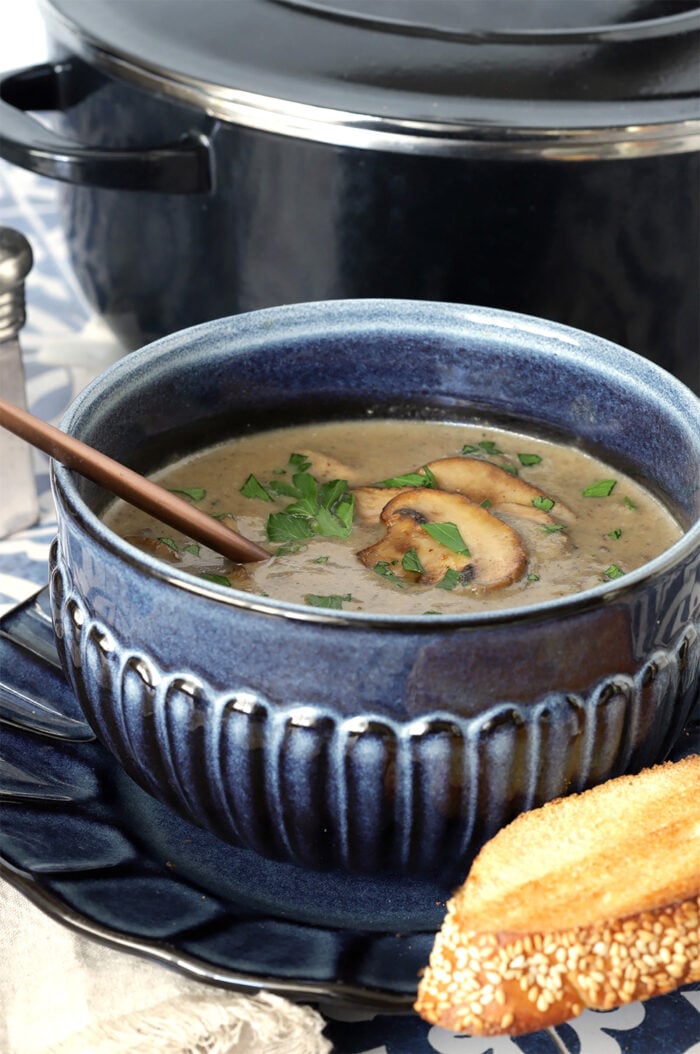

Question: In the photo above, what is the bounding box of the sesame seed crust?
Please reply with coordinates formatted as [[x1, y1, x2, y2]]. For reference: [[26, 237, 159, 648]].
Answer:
[[414, 756, 700, 1036], [414, 895, 700, 1036]]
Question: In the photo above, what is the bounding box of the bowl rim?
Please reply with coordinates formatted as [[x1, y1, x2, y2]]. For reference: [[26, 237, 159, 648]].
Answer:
[[52, 298, 700, 630]]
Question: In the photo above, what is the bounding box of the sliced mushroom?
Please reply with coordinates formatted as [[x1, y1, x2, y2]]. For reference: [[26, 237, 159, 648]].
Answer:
[[357, 488, 527, 590], [297, 449, 361, 484], [424, 458, 573, 520], [353, 486, 411, 523]]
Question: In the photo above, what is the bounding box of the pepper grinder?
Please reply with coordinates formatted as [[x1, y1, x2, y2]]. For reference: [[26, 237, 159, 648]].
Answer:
[[0, 227, 39, 537]]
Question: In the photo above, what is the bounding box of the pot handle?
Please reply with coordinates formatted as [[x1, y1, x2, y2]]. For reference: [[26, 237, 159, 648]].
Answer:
[[0, 61, 212, 194]]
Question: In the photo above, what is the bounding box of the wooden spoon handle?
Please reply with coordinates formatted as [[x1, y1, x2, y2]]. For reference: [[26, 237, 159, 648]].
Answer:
[[0, 396, 269, 564]]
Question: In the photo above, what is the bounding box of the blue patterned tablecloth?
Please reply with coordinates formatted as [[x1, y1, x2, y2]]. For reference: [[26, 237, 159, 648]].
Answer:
[[0, 159, 698, 1054]]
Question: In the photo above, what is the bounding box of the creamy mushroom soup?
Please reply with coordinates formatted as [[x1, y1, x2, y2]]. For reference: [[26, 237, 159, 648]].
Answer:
[[104, 419, 683, 615]]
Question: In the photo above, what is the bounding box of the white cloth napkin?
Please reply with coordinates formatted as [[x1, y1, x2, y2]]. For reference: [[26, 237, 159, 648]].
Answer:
[[0, 880, 332, 1054]]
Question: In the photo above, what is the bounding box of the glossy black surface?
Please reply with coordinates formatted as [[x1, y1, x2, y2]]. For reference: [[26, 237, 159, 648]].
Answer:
[[42, 0, 700, 129]]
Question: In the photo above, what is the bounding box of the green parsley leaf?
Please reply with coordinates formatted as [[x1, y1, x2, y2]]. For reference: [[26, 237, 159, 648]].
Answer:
[[527, 572, 540, 582], [373, 561, 406, 587], [266, 513, 315, 543], [312, 555, 330, 564], [583, 479, 617, 498], [518, 453, 542, 466], [436, 567, 460, 590], [422, 464, 437, 488], [289, 452, 312, 472], [461, 439, 502, 456], [373, 471, 433, 488], [624, 496, 637, 510], [198, 572, 231, 587], [240, 474, 274, 502], [314, 503, 353, 538], [607, 528, 623, 540], [480, 498, 492, 508], [422, 521, 470, 554], [170, 486, 206, 502], [402, 547, 425, 574], [532, 496, 555, 512], [542, 523, 567, 533], [267, 479, 302, 498], [158, 536, 179, 552], [182, 543, 201, 557], [305, 593, 351, 609], [604, 564, 625, 580]]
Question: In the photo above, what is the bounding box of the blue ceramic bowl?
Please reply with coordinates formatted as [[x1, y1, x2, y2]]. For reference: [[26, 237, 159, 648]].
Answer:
[[49, 300, 700, 879]]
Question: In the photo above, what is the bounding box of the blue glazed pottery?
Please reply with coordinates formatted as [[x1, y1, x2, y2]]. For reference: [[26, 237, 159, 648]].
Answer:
[[49, 300, 700, 879]]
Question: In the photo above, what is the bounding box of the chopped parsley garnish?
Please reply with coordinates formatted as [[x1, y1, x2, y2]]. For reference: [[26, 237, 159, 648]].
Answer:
[[289, 452, 312, 472], [170, 486, 206, 502], [199, 572, 231, 587], [422, 522, 470, 555], [480, 498, 492, 508], [305, 593, 351, 609], [267, 513, 315, 543], [518, 453, 542, 466], [436, 568, 460, 590], [312, 555, 330, 564], [462, 439, 502, 456], [182, 543, 201, 557], [373, 470, 434, 488], [604, 564, 625, 580], [240, 474, 274, 502], [532, 496, 555, 512], [158, 536, 179, 552], [373, 561, 406, 587], [251, 456, 355, 543], [583, 479, 617, 498], [542, 523, 567, 533], [624, 496, 637, 510], [527, 572, 540, 582], [401, 547, 425, 574], [606, 528, 622, 540]]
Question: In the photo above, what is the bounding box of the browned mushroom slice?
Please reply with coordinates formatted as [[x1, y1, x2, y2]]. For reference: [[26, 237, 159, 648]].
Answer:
[[125, 535, 182, 562], [353, 486, 411, 523], [357, 488, 527, 590], [296, 449, 361, 484], [424, 458, 572, 519]]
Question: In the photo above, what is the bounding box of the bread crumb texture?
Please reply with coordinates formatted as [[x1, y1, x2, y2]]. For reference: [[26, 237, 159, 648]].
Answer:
[[414, 756, 700, 1036]]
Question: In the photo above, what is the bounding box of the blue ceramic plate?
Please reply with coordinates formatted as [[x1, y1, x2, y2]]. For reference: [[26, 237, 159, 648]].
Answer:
[[0, 587, 447, 1007], [1, 587, 699, 1018]]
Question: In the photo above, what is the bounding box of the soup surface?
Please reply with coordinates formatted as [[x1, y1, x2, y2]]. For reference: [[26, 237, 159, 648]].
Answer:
[[104, 419, 683, 615]]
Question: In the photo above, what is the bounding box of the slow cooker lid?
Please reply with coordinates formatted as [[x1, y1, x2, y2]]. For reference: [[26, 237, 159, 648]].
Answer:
[[41, 0, 700, 156]]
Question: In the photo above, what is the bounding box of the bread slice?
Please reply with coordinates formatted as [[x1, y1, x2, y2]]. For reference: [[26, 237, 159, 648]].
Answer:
[[414, 755, 700, 1036]]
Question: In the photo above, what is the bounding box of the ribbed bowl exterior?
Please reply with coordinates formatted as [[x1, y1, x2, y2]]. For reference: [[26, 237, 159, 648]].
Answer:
[[50, 546, 700, 878]]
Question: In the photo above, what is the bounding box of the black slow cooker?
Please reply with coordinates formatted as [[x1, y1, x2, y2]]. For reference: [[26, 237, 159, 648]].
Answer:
[[1, 0, 698, 390]]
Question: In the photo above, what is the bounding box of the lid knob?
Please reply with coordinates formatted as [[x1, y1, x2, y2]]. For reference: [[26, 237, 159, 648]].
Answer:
[[0, 227, 33, 341]]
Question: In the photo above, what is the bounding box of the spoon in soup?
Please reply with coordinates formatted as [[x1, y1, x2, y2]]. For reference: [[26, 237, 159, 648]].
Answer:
[[0, 396, 270, 564]]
